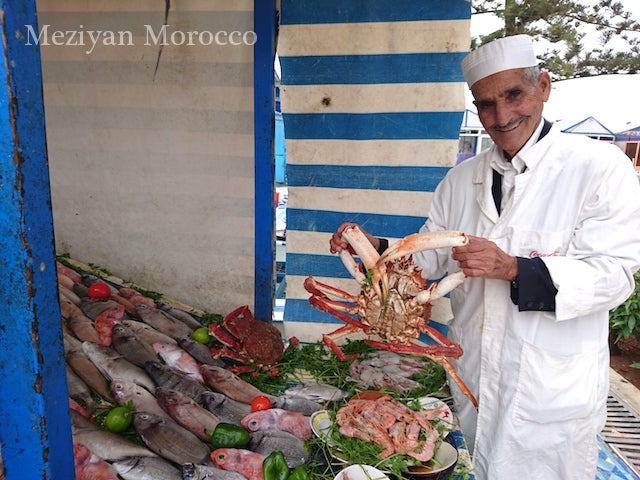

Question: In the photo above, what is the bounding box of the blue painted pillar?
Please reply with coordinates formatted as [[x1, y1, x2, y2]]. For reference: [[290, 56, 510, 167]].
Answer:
[[0, 1, 75, 479], [253, 0, 277, 322]]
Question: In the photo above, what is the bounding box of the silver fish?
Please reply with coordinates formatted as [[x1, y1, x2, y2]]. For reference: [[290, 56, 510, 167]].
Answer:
[[284, 382, 349, 403], [181, 463, 249, 480], [178, 337, 226, 367], [144, 361, 209, 400], [122, 319, 178, 346], [200, 365, 275, 404], [112, 323, 159, 368], [133, 411, 210, 465], [271, 396, 323, 416], [70, 410, 157, 460], [155, 387, 220, 441], [111, 380, 172, 420], [82, 341, 156, 391], [136, 303, 194, 340], [248, 430, 310, 468], [112, 456, 182, 480], [156, 301, 203, 330], [197, 391, 251, 426], [64, 334, 115, 402]]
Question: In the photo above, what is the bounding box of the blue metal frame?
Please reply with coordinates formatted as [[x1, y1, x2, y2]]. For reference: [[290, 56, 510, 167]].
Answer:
[[0, 1, 75, 478], [253, 0, 277, 322]]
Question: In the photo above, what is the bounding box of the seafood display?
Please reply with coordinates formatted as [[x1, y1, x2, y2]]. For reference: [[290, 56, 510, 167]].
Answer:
[[304, 225, 478, 408]]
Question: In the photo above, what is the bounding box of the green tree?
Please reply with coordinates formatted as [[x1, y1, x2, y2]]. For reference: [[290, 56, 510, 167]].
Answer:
[[472, 0, 640, 79]]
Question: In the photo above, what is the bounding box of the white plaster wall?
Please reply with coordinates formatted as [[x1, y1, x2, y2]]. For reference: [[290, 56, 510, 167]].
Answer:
[[38, 0, 256, 315]]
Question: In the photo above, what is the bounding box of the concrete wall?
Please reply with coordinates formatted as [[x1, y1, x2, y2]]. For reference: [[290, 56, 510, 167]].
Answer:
[[37, 0, 257, 315]]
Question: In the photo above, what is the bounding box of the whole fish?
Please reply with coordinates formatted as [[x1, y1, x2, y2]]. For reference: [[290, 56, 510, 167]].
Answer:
[[153, 342, 204, 382], [82, 341, 156, 391], [111, 380, 172, 420], [72, 281, 89, 299], [248, 430, 310, 468], [112, 456, 182, 480], [241, 409, 312, 441], [80, 297, 126, 320], [144, 361, 209, 400], [57, 262, 83, 283], [66, 364, 95, 412], [64, 334, 115, 402], [120, 287, 158, 308], [60, 285, 82, 305], [210, 448, 265, 480], [61, 300, 101, 344], [136, 303, 194, 340], [71, 411, 158, 460], [112, 323, 159, 368], [155, 387, 220, 441], [123, 319, 178, 346], [182, 463, 250, 480], [200, 365, 274, 404], [178, 337, 226, 367], [133, 411, 211, 465], [57, 271, 76, 290], [197, 391, 251, 426], [270, 396, 323, 416], [284, 382, 349, 403], [73, 442, 120, 480], [156, 301, 204, 330], [111, 293, 139, 317]]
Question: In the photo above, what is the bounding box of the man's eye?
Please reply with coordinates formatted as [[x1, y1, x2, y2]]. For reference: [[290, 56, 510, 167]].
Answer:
[[507, 90, 522, 100]]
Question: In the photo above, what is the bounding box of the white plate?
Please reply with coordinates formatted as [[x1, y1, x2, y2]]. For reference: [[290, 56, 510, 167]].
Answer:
[[418, 397, 454, 439], [310, 410, 335, 446], [335, 465, 390, 480], [407, 441, 458, 476]]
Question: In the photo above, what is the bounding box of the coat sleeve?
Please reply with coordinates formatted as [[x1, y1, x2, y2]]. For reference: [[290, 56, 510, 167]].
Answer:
[[543, 148, 640, 321]]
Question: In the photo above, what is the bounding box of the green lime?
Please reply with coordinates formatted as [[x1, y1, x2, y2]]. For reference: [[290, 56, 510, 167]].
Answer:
[[192, 327, 211, 344], [105, 406, 133, 433]]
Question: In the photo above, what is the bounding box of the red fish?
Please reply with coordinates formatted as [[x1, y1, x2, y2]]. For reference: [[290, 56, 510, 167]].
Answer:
[[210, 448, 265, 480], [73, 442, 119, 480], [57, 262, 82, 283], [241, 408, 312, 441], [94, 304, 125, 347]]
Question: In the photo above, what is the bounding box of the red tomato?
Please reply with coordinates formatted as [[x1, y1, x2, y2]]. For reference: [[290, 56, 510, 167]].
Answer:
[[88, 282, 111, 300], [251, 396, 272, 412]]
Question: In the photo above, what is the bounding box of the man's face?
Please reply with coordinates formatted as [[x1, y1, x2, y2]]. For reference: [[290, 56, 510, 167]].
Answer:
[[472, 68, 551, 158]]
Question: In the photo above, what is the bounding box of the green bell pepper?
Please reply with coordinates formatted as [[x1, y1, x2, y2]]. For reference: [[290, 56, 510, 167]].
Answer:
[[263, 451, 290, 480], [208, 423, 250, 449]]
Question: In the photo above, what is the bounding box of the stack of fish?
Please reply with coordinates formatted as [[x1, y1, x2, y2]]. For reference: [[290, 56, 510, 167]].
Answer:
[[58, 262, 328, 480]]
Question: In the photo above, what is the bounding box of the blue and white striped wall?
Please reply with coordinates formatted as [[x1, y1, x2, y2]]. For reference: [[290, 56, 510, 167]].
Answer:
[[278, 0, 472, 341]]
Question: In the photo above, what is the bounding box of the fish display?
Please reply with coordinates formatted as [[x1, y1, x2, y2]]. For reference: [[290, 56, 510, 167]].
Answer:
[[111, 456, 182, 480], [241, 409, 313, 441]]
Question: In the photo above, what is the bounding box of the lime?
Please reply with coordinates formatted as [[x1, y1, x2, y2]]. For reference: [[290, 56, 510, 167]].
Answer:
[[105, 406, 133, 433], [192, 327, 211, 344]]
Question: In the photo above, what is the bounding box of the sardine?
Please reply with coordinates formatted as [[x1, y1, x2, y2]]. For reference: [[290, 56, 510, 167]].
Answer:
[[155, 387, 220, 441], [82, 341, 156, 391], [241, 408, 312, 441], [153, 342, 204, 382], [136, 303, 194, 340], [133, 411, 210, 465], [178, 337, 226, 367], [144, 361, 209, 400], [270, 396, 323, 416], [200, 365, 275, 404], [210, 449, 265, 480], [64, 334, 115, 402], [182, 463, 249, 480], [112, 323, 159, 368], [112, 456, 182, 480], [284, 382, 349, 403], [248, 430, 310, 468], [157, 301, 203, 330], [71, 410, 157, 460], [123, 319, 178, 346], [197, 391, 251, 426], [111, 380, 172, 420]]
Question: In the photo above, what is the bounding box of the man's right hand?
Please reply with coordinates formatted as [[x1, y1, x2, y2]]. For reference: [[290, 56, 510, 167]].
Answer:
[[329, 223, 379, 254]]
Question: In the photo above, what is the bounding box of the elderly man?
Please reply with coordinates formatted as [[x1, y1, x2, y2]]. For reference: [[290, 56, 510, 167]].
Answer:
[[330, 35, 640, 479]]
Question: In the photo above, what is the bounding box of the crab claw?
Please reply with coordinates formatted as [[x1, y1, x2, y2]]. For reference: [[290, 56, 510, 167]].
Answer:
[[413, 271, 467, 304], [376, 231, 468, 266]]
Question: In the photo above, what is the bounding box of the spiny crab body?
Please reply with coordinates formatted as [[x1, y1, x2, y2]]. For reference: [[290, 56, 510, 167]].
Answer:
[[304, 226, 477, 408], [209, 305, 284, 375]]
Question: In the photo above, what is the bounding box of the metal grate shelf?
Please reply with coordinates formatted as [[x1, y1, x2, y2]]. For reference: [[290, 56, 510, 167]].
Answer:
[[601, 394, 640, 477]]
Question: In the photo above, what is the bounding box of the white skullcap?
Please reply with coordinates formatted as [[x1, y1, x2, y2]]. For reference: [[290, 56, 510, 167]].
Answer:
[[462, 34, 538, 87]]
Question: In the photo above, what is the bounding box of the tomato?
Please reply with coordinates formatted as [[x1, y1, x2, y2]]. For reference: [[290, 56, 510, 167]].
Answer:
[[251, 395, 272, 412], [192, 327, 211, 345], [104, 406, 133, 432], [88, 282, 112, 300]]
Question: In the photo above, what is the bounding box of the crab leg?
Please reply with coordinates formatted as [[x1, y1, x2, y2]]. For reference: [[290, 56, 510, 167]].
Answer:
[[323, 325, 366, 361], [412, 271, 467, 305], [376, 231, 468, 266], [304, 276, 359, 303], [340, 226, 388, 302]]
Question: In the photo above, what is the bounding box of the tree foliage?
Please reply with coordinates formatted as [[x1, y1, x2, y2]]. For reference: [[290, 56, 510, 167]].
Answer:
[[471, 0, 640, 79]]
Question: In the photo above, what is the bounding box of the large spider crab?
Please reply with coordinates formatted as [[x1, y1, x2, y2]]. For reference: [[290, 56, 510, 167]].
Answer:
[[208, 305, 284, 376], [304, 226, 477, 408]]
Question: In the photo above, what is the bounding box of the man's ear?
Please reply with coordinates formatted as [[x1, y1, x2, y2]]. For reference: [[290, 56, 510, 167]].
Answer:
[[538, 71, 552, 101]]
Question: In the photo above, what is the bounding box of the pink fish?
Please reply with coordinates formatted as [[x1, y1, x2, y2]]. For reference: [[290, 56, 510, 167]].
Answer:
[[57, 262, 82, 283], [73, 442, 120, 480], [94, 304, 125, 347], [153, 342, 204, 383], [119, 287, 157, 308], [210, 448, 265, 480], [241, 408, 312, 441]]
